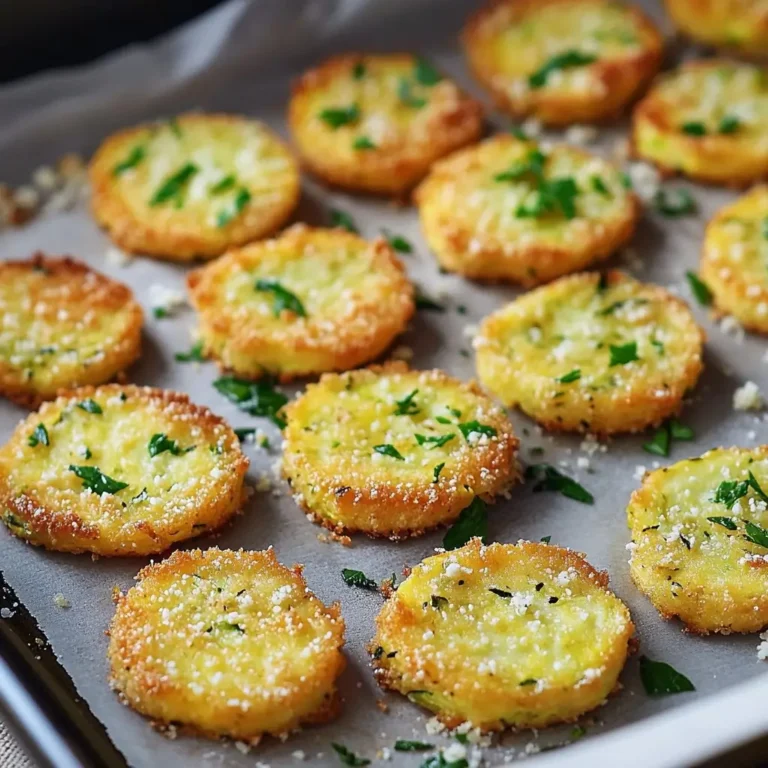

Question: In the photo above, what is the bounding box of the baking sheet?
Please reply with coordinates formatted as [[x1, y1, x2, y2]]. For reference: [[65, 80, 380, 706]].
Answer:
[[1, 1, 768, 766]]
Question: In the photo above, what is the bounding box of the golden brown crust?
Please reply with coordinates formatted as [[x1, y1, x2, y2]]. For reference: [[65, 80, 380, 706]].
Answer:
[[0, 254, 143, 408], [700, 185, 768, 333], [282, 362, 520, 539], [370, 539, 634, 730], [288, 53, 484, 195], [631, 60, 768, 187], [416, 135, 640, 286], [0, 384, 248, 556], [628, 447, 768, 634], [462, 0, 663, 125], [108, 548, 346, 741], [474, 271, 705, 435], [89, 113, 300, 262], [187, 225, 415, 380]]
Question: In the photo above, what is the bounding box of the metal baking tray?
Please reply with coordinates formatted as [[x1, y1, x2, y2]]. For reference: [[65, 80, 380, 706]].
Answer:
[[1, 1, 768, 765]]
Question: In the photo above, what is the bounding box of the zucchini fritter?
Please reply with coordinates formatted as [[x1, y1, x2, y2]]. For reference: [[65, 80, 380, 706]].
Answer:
[[288, 53, 483, 195], [632, 60, 768, 186], [462, 0, 663, 125], [0, 385, 248, 556], [90, 113, 300, 261], [281, 363, 519, 539], [187, 225, 414, 380], [0, 254, 142, 408], [664, 0, 768, 58], [108, 548, 345, 741], [475, 271, 704, 435], [628, 447, 768, 634], [416, 135, 639, 286], [701, 185, 768, 334], [371, 539, 634, 730]]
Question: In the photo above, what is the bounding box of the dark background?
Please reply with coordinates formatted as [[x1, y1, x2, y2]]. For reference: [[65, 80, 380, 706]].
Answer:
[[0, 1, 224, 83]]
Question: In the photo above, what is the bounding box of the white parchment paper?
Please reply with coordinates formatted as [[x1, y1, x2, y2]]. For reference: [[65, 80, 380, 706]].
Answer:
[[1, 1, 768, 766]]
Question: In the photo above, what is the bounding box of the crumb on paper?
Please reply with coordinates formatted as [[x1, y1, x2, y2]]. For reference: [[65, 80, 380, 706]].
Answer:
[[626, 161, 660, 203], [53, 593, 71, 609], [149, 284, 186, 317], [733, 381, 764, 412], [106, 246, 133, 268], [564, 125, 598, 146], [390, 345, 414, 361], [720, 315, 745, 344]]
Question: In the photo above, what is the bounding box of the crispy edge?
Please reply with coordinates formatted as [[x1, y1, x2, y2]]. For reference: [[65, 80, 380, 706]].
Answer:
[[89, 113, 301, 262], [475, 270, 705, 436], [187, 225, 416, 381], [0, 384, 249, 556], [627, 446, 768, 635], [0, 253, 143, 409], [108, 547, 346, 741], [630, 61, 768, 187], [288, 53, 485, 196], [281, 361, 521, 539], [370, 539, 635, 730], [462, 0, 663, 125]]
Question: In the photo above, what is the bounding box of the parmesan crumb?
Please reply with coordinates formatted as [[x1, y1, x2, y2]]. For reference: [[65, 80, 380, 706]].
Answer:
[[733, 381, 764, 412], [53, 593, 71, 609]]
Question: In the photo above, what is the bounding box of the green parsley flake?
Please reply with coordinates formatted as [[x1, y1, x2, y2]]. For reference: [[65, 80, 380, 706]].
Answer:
[[653, 189, 697, 217], [458, 421, 497, 441], [213, 376, 288, 428], [414, 57, 442, 86], [255, 278, 307, 317], [609, 342, 639, 367], [528, 50, 597, 89], [443, 497, 487, 550], [175, 341, 205, 363], [69, 465, 128, 496], [393, 389, 419, 415], [217, 187, 251, 228], [341, 568, 378, 590], [382, 229, 413, 253], [415, 433, 455, 449], [77, 399, 103, 414], [525, 464, 594, 504], [686, 271, 713, 306], [353, 136, 376, 150], [352, 61, 366, 79], [28, 423, 49, 447], [432, 462, 446, 483], [556, 369, 581, 383], [150, 163, 198, 207], [148, 433, 193, 458], [331, 742, 370, 766], [374, 444, 405, 461], [681, 121, 706, 136], [397, 78, 427, 109], [718, 115, 741, 134], [330, 208, 358, 233], [319, 104, 360, 129], [394, 740, 433, 752], [113, 145, 145, 176], [707, 516, 737, 530], [414, 290, 444, 311], [209, 175, 236, 195], [639, 655, 695, 696]]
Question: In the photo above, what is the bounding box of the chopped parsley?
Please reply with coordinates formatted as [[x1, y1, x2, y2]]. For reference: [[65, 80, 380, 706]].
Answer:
[[382, 229, 413, 253], [373, 444, 405, 461], [443, 497, 487, 550], [415, 292, 444, 312], [707, 516, 737, 530], [414, 57, 442, 86], [352, 61, 366, 79], [397, 78, 427, 109], [28, 423, 49, 447], [591, 175, 610, 196], [68, 465, 128, 495], [213, 376, 288, 428], [642, 419, 694, 457], [394, 389, 420, 415], [517, 176, 579, 220], [686, 271, 713, 306], [526, 464, 594, 504], [148, 433, 193, 458], [319, 104, 360, 129], [458, 421, 497, 441], [681, 121, 706, 136], [718, 115, 741, 134], [394, 740, 433, 752], [341, 568, 378, 590], [639, 655, 695, 696], [153, 307, 169, 319], [494, 148, 546, 182], [209, 175, 236, 194], [233, 427, 256, 442], [331, 743, 370, 766], [415, 433, 455, 449], [149, 163, 198, 207], [745, 520, 768, 548], [528, 50, 596, 89], [432, 462, 446, 483], [353, 136, 376, 150], [174, 341, 205, 363], [77, 399, 103, 414], [653, 188, 697, 217], [609, 341, 639, 367], [216, 187, 251, 228], [255, 278, 307, 318], [541, 535, 552, 543], [330, 208, 358, 233], [113, 145, 145, 176], [556, 369, 581, 383], [712, 479, 749, 507]]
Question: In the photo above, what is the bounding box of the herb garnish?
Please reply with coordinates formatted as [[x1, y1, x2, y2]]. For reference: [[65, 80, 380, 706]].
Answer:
[[394, 389, 419, 415], [331, 743, 370, 766], [213, 376, 288, 428], [113, 145, 145, 176], [556, 369, 581, 383], [255, 278, 307, 318], [707, 516, 737, 530], [382, 229, 413, 253], [374, 444, 405, 461], [526, 464, 594, 504], [69, 465, 128, 495], [681, 122, 706, 136], [712, 479, 749, 507], [433, 462, 446, 483], [642, 419, 694, 457], [718, 115, 741, 134], [745, 520, 768, 548], [216, 187, 251, 227], [686, 271, 713, 306], [148, 433, 193, 458], [609, 341, 639, 367], [150, 163, 198, 207], [415, 433, 455, 449], [591, 175, 610, 196], [209, 175, 236, 195], [28, 423, 49, 447], [394, 740, 433, 752], [653, 189, 697, 217], [458, 421, 497, 441], [353, 136, 376, 150], [528, 50, 596, 89], [414, 57, 442, 86], [397, 78, 426, 109], [341, 568, 378, 590], [330, 208, 358, 233], [639, 655, 695, 695], [77, 399, 103, 414], [319, 104, 360, 129], [414, 289, 444, 311], [443, 497, 487, 550], [352, 61, 366, 79], [174, 341, 205, 363]]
